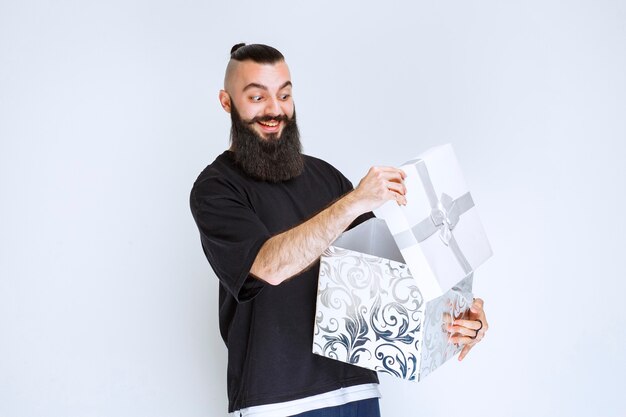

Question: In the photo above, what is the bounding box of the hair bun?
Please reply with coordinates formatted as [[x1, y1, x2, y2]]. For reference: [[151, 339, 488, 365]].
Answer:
[[230, 43, 246, 55]]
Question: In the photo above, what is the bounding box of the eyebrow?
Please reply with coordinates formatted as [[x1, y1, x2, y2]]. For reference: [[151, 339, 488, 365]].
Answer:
[[242, 81, 292, 92]]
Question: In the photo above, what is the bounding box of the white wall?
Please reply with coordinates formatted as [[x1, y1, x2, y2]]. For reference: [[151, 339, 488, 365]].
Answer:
[[1, 0, 624, 416]]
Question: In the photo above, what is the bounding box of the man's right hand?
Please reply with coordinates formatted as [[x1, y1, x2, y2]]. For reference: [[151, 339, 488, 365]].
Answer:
[[348, 166, 407, 216]]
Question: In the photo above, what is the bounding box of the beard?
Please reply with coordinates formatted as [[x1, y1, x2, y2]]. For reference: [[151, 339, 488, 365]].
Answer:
[[229, 103, 304, 183]]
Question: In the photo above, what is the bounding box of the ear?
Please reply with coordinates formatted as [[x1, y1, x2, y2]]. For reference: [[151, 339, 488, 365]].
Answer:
[[219, 90, 231, 113]]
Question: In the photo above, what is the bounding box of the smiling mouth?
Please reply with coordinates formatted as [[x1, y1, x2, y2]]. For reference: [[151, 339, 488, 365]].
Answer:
[[258, 120, 279, 127], [257, 120, 281, 132]]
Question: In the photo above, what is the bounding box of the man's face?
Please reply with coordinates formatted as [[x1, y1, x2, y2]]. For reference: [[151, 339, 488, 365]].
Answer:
[[220, 60, 294, 140], [219, 59, 303, 183]]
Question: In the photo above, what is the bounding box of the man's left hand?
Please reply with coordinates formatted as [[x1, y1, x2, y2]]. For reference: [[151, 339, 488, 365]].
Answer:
[[447, 297, 489, 361]]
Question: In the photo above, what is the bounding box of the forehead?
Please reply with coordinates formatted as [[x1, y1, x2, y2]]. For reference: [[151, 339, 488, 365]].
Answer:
[[229, 60, 292, 92]]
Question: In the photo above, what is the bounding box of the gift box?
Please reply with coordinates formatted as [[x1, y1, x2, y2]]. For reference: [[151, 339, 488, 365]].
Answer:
[[313, 144, 491, 381]]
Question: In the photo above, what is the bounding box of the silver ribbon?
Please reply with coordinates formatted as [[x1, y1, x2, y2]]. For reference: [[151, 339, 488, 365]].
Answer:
[[393, 160, 475, 274]]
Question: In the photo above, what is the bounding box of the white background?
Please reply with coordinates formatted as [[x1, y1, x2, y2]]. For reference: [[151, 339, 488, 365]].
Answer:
[[1, 1, 625, 416]]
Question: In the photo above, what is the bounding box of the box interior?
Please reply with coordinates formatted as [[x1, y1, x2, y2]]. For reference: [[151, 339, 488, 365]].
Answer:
[[333, 218, 405, 264]]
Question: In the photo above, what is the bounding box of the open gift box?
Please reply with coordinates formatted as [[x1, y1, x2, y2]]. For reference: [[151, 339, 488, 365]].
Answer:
[[313, 144, 492, 381]]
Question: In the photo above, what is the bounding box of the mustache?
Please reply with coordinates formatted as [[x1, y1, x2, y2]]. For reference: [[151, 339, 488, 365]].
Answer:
[[247, 114, 290, 124]]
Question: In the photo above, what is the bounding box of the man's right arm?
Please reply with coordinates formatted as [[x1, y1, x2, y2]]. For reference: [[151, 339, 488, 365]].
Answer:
[[250, 166, 407, 285]]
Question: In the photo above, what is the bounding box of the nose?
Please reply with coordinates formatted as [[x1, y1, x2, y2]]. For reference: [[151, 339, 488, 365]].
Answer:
[[264, 96, 282, 117]]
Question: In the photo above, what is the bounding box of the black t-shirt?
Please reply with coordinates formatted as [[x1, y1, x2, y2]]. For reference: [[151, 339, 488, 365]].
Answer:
[[190, 151, 378, 412]]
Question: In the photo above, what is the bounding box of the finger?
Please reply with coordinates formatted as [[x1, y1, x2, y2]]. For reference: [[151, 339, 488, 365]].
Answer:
[[447, 325, 479, 338], [385, 183, 407, 205], [390, 191, 407, 206], [386, 181, 407, 196], [452, 319, 482, 330], [453, 330, 486, 343], [470, 297, 484, 314], [467, 315, 489, 334], [373, 166, 407, 179], [458, 344, 474, 361], [370, 167, 406, 183], [449, 335, 477, 346]]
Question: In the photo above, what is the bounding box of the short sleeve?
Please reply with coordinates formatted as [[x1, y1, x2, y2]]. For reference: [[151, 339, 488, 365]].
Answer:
[[190, 178, 271, 303]]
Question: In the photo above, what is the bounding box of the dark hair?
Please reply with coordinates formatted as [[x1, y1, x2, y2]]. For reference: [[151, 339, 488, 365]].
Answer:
[[229, 43, 284, 64]]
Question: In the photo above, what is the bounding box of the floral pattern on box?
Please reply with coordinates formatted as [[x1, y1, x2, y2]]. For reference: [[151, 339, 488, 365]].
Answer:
[[313, 246, 474, 381]]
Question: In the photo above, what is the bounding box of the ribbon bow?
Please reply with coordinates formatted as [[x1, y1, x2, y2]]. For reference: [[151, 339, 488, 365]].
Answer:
[[393, 161, 475, 274], [430, 193, 461, 246]]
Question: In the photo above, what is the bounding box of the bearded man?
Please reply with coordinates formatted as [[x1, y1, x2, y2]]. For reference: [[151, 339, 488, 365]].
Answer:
[[190, 43, 488, 417]]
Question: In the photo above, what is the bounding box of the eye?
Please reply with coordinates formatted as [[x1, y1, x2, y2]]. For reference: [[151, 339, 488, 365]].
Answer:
[[279, 94, 291, 100], [250, 95, 263, 102]]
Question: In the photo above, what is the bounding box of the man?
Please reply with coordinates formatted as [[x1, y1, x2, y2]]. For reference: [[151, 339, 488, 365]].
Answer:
[[190, 43, 488, 417]]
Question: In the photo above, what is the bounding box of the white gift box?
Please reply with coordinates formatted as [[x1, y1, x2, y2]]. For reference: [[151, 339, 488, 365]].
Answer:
[[313, 144, 491, 381]]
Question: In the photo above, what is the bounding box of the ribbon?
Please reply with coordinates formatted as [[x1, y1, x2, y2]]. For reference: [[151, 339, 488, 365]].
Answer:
[[393, 160, 475, 274]]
